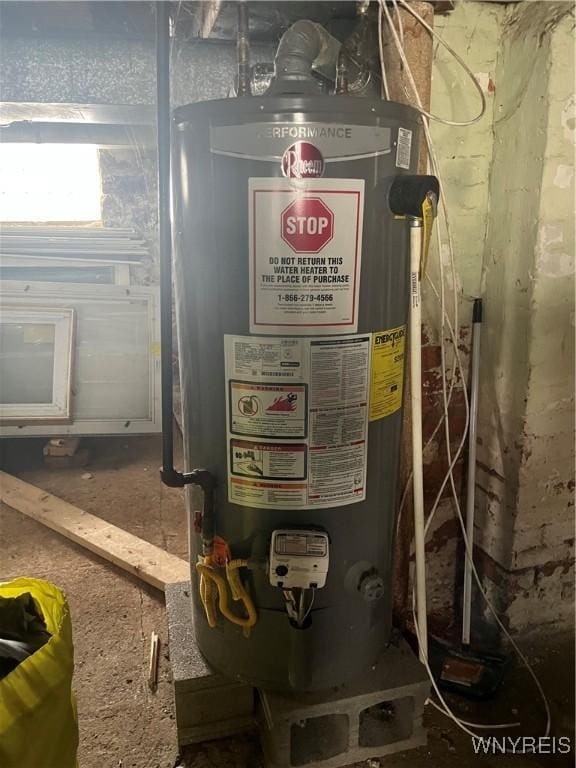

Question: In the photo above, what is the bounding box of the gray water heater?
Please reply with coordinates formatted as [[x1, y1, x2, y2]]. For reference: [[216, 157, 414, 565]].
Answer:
[[171, 94, 420, 692]]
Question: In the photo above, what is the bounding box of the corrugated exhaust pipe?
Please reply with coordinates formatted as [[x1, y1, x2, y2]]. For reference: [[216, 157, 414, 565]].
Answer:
[[267, 20, 341, 94]]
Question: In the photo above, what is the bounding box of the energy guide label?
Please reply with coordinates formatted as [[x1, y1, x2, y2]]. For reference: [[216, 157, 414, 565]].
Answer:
[[369, 325, 406, 421], [225, 334, 370, 509]]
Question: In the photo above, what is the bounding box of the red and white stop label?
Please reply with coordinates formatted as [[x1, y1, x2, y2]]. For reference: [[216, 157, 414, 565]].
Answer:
[[281, 197, 334, 254]]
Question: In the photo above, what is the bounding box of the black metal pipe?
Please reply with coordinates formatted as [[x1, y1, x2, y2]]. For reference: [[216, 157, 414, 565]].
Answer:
[[335, 50, 349, 95], [237, 1, 251, 97], [156, 1, 181, 488], [156, 2, 217, 502]]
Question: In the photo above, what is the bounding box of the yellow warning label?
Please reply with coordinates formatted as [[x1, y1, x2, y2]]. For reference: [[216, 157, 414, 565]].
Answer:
[[369, 325, 406, 421]]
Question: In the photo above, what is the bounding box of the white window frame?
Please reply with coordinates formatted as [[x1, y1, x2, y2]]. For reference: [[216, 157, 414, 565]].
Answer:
[[0, 256, 133, 285], [0, 306, 75, 422], [0, 282, 160, 436]]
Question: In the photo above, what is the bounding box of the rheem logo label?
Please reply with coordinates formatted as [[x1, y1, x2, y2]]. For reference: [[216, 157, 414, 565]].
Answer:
[[281, 142, 324, 179], [281, 198, 334, 253]]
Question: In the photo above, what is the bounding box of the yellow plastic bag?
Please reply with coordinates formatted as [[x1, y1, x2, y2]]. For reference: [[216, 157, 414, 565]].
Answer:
[[0, 578, 78, 768]]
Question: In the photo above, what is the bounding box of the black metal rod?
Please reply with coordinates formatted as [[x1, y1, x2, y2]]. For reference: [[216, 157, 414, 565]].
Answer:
[[237, 1, 251, 97], [156, 1, 180, 487], [155, 3, 217, 498]]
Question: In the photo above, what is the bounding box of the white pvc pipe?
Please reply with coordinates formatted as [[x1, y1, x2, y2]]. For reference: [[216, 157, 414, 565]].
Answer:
[[462, 299, 482, 647], [409, 219, 428, 663]]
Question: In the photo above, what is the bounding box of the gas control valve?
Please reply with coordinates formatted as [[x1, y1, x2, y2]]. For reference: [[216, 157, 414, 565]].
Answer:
[[269, 529, 329, 590]]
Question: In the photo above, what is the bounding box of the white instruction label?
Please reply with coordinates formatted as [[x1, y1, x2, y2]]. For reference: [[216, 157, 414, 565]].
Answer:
[[225, 334, 370, 509], [396, 127, 413, 170], [249, 178, 364, 335]]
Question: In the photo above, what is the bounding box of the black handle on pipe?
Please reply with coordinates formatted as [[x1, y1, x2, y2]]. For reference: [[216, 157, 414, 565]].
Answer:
[[388, 174, 440, 218], [472, 297, 483, 324]]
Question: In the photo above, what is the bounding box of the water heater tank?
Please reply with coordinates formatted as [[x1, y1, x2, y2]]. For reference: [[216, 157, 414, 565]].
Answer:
[[172, 95, 420, 692]]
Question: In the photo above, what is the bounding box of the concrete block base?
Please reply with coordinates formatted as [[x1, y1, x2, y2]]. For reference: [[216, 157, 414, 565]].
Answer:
[[165, 581, 255, 745], [257, 635, 429, 768], [166, 582, 428, 764]]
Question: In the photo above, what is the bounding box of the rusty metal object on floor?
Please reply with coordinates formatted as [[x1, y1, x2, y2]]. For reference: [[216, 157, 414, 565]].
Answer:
[[148, 631, 160, 691]]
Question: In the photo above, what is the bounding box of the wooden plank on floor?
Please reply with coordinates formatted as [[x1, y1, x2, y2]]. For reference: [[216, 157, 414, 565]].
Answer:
[[0, 471, 189, 591]]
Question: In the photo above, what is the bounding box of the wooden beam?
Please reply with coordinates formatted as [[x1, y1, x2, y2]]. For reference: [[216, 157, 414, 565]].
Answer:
[[0, 471, 189, 591]]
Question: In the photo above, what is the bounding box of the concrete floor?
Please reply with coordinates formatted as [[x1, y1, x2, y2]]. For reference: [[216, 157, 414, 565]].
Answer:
[[0, 435, 573, 768]]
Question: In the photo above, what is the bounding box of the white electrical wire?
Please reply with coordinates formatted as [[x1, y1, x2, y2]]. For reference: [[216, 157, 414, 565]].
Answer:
[[380, 0, 469, 561], [395, 277, 460, 533], [378, 4, 391, 100], [398, 7, 551, 740], [391, 0, 405, 47], [426, 699, 520, 730], [424, 238, 551, 738], [283, 590, 297, 621], [412, 604, 480, 738], [379, 0, 551, 739], [380, 0, 461, 316], [384, 0, 463, 539], [413, 602, 523, 737], [394, 0, 487, 127], [301, 588, 316, 625]]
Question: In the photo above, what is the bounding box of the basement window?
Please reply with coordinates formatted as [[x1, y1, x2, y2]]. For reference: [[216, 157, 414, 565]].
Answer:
[[0, 144, 102, 223]]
